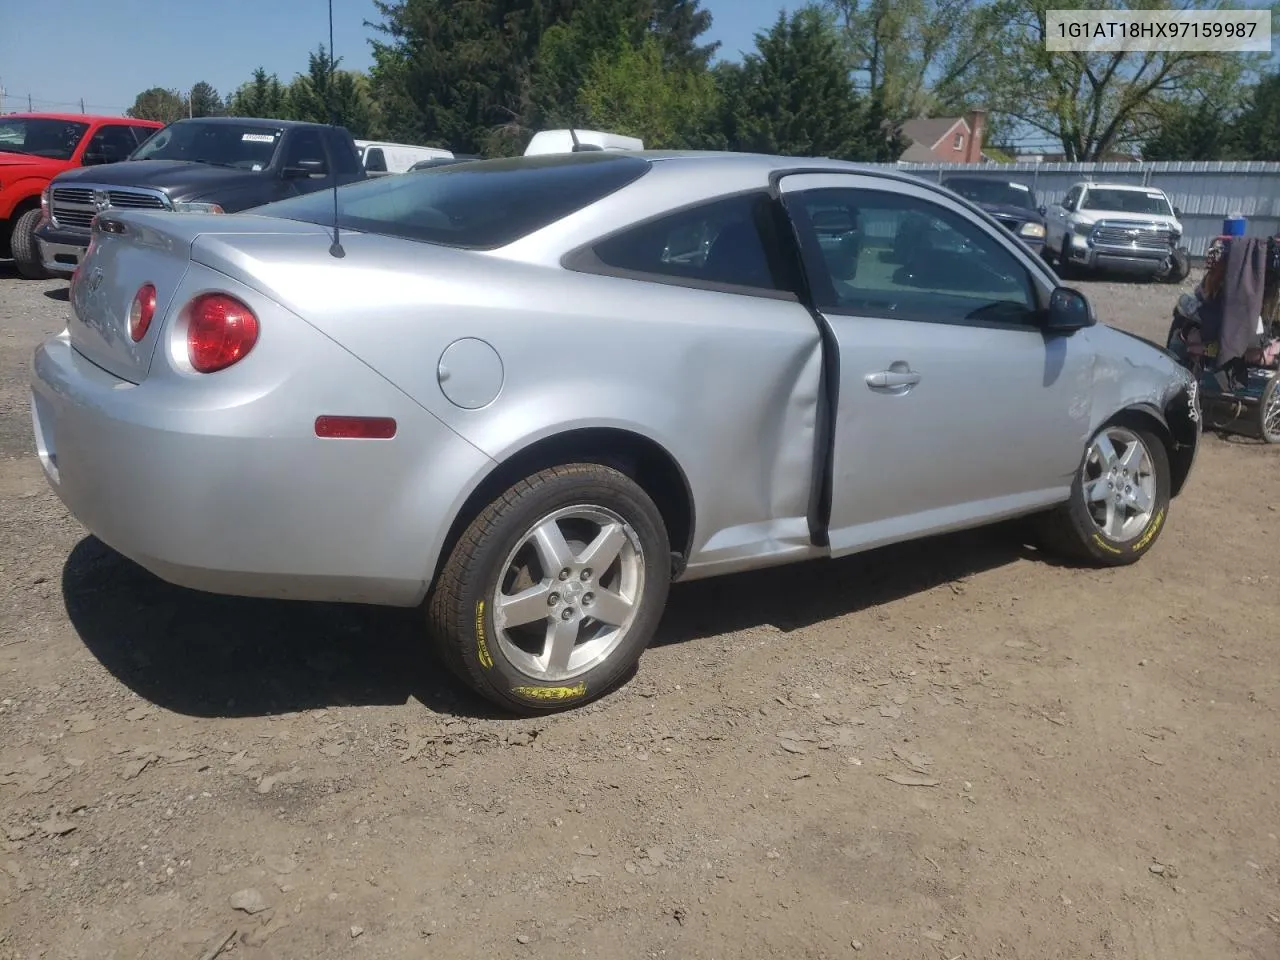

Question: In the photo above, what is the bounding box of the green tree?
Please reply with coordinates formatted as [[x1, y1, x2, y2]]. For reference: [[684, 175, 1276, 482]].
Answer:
[[1141, 96, 1239, 160], [962, 0, 1271, 161], [578, 32, 719, 148], [724, 6, 903, 161], [126, 87, 187, 123], [825, 0, 990, 121], [187, 81, 224, 118], [227, 68, 289, 119], [1230, 71, 1280, 161]]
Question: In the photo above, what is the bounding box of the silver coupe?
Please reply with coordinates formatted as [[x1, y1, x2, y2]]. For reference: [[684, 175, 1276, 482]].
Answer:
[[30, 151, 1201, 713]]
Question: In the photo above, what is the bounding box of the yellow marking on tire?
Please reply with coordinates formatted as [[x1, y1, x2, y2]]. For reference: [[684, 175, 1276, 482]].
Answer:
[[511, 682, 587, 703], [1093, 533, 1122, 555], [1132, 508, 1165, 552], [475, 601, 493, 669]]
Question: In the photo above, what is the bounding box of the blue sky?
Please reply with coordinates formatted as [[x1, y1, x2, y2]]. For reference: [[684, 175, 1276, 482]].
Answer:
[[0, 0, 796, 117]]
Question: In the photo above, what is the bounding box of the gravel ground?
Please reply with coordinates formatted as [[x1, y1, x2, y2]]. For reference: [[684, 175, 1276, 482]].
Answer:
[[1, 260, 1279, 960]]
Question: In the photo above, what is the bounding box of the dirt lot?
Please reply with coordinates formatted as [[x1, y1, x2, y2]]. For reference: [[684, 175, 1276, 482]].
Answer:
[[1, 261, 1278, 960]]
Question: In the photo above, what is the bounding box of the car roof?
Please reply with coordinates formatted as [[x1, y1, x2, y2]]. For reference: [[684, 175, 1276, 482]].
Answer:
[[1, 111, 163, 126], [164, 116, 335, 130]]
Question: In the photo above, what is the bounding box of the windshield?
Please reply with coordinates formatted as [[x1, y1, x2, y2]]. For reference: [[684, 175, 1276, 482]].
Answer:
[[0, 118, 90, 160], [131, 120, 284, 169], [255, 152, 652, 249], [944, 178, 1037, 210], [1080, 188, 1173, 216]]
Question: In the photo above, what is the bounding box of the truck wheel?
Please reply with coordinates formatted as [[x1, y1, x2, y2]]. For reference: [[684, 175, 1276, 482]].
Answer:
[[427, 463, 671, 714], [1036, 421, 1171, 566], [10, 208, 50, 280]]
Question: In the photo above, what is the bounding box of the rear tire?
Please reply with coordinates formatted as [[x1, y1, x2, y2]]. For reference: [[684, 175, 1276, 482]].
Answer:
[[1037, 421, 1172, 566], [11, 208, 50, 280], [426, 463, 671, 714]]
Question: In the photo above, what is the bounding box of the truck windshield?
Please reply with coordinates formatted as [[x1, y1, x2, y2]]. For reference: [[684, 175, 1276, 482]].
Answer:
[[1080, 188, 1173, 216], [944, 179, 1037, 210], [131, 121, 284, 170], [0, 118, 90, 160], [255, 152, 652, 249]]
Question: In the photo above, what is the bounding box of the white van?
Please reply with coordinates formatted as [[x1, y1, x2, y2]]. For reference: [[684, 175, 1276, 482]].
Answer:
[[523, 129, 644, 156], [355, 140, 455, 176]]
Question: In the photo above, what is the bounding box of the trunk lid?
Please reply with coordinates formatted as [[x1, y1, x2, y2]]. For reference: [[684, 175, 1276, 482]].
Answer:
[[67, 215, 196, 383], [67, 211, 332, 383]]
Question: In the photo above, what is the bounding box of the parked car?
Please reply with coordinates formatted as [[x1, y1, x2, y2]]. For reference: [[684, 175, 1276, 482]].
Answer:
[[1044, 181, 1189, 282], [940, 175, 1046, 255], [35, 117, 366, 277], [30, 152, 1201, 714], [0, 112, 163, 278], [355, 139, 454, 176]]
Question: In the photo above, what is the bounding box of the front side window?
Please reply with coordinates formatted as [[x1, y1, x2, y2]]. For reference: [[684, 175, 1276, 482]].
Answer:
[[132, 120, 283, 170], [85, 125, 138, 164], [789, 187, 1037, 326], [256, 152, 651, 250], [0, 118, 89, 160], [572, 192, 792, 295]]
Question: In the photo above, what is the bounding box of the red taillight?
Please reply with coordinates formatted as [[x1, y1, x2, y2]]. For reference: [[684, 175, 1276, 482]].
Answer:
[[315, 416, 398, 439], [129, 284, 157, 342], [186, 293, 259, 373]]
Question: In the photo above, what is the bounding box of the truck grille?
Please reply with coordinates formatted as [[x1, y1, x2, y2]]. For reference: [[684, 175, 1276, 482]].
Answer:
[[1091, 220, 1173, 252], [991, 214, 1020, 232], [51, 185, 168, 233]]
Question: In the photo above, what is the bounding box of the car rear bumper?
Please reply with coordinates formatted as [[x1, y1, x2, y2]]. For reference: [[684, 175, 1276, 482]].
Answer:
[[34, 222, 88, 277], [30, 329, 492, 606]]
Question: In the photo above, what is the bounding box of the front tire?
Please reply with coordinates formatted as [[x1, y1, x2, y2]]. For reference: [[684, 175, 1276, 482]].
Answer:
[[1038, 422, 1172, 566], [10, 208, 50, 280], [427, 463, 671, 714]]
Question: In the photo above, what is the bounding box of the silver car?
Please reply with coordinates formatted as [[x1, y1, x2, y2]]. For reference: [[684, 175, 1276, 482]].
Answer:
[[29, 151, 1201, 713]]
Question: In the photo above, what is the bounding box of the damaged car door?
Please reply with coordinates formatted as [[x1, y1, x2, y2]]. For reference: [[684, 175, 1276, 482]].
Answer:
[[775, 172, 1095, 555]]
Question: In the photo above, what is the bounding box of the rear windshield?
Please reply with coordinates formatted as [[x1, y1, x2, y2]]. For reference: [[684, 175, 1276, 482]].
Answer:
[[254, 152, 652, 249], [1080, 188, 1172, 216], [944, 178, 1037, 210], [132, 120, 284, 170]]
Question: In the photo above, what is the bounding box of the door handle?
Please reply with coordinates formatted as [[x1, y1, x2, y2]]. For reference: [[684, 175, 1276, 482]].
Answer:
[[866, 368, 922, 390]]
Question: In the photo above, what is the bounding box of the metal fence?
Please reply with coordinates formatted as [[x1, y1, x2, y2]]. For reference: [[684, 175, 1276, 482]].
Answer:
[[875, 160, 1280, 260]]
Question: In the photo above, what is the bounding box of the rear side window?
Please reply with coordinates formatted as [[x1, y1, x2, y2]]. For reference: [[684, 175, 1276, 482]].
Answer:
[[255, 152, 651, 249], [568, 192, 795, 296]]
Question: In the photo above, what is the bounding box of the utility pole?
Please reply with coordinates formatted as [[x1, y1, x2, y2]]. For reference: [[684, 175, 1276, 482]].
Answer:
[[0, 79, 6, 114], [28, 93, 33, 111], [79, 97, 85, 113]]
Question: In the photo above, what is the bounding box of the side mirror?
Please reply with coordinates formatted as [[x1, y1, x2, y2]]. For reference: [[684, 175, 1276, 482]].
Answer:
[[284, 159, 327, 178], [82, 151, 110, 166], [1045, 286, 1096, 334], [1173, 206, 1183, 219], [1037, 204, 1047, 216]]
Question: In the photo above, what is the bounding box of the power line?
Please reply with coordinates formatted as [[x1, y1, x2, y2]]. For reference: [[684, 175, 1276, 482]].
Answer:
[[0, 93, 130, 115]]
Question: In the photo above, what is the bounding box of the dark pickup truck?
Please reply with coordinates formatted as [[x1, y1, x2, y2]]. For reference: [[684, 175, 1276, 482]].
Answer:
[[36, 117, 366, 277]]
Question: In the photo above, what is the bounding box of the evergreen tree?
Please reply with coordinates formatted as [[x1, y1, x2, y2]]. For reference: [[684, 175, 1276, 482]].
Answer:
[[187, 81, 225, 118], [725, 6, 902, 161]]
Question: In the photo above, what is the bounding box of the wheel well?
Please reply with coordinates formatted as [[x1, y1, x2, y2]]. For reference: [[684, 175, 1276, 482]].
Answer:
[[1108, 402, 1195, 498], [432, 428, 695, 584]]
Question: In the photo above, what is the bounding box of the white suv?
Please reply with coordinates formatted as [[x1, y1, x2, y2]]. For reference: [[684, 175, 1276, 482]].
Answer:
[[1044, 181, 1187, 282]]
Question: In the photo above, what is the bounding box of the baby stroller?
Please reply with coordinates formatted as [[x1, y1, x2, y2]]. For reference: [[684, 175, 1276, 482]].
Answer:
[[1166, 235, 1280, 443]]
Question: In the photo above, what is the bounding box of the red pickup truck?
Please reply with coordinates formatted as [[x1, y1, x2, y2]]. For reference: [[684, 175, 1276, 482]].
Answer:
[[0, 112, 163, 278]]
